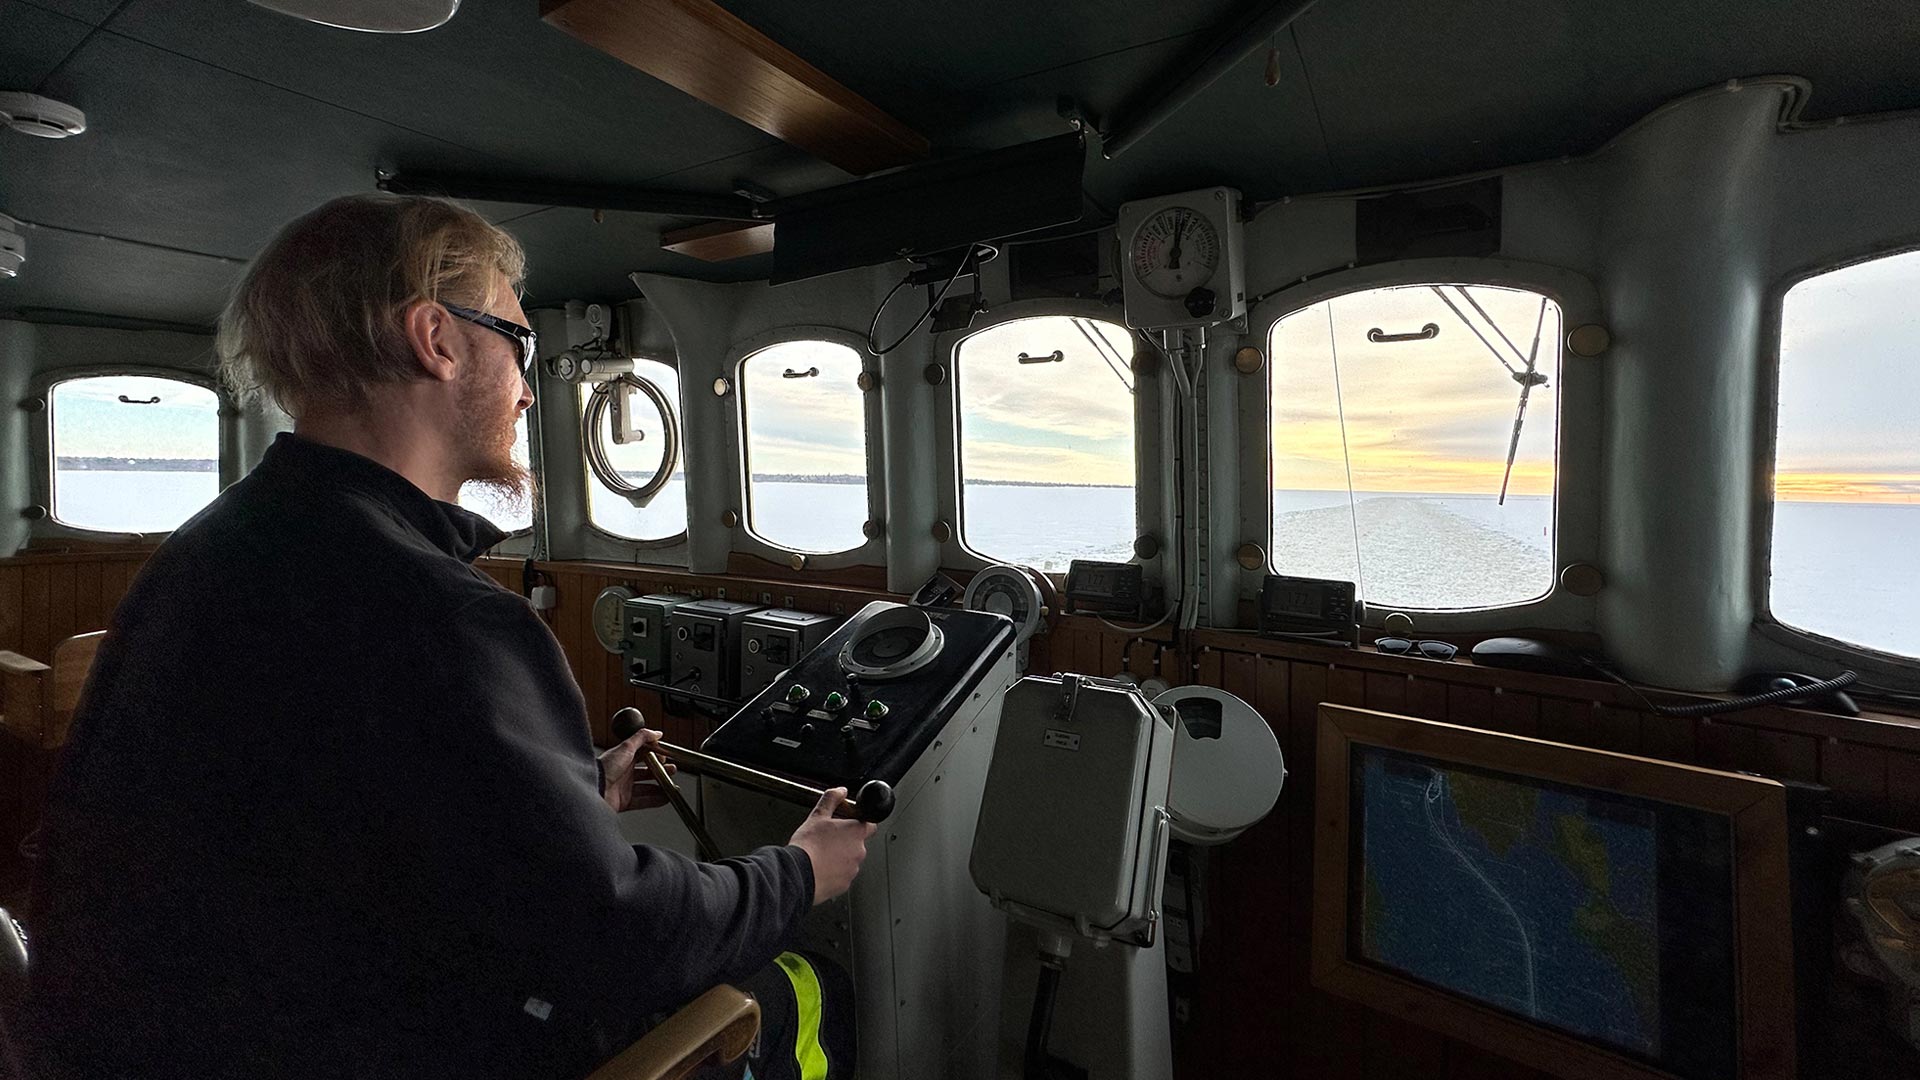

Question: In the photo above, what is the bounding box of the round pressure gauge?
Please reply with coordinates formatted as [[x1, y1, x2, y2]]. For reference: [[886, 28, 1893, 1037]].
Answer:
[[839, 605, 944, 680], [1129, 206, 1220, 299], [963, 564, 1044, 645], [592, 585, 636, 654]]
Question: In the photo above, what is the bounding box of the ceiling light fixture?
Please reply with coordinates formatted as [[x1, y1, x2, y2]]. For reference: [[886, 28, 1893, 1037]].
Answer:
[[0, 93, 86, 139], [247, 0, 460, 33]]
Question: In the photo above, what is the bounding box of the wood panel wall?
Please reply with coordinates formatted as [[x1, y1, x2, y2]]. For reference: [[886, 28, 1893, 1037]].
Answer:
[[7, 552, 1919, 1077], [0, 550, 153, 897]]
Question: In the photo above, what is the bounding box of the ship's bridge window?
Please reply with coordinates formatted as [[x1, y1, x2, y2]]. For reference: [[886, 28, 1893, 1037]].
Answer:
[[954, 316, 1137, 572], [457, 413, 532, 534], [1771, 250, 1920, 659], [581, 357, 688, 542], [739, 339, 869, 554], [1268, 285, 1561, 611], [49, 374, 221, 534]]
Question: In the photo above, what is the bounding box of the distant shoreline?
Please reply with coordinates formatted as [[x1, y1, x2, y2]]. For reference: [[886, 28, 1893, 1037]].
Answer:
[[58, 457, 216, 472], [54, 461, 1916, 504]]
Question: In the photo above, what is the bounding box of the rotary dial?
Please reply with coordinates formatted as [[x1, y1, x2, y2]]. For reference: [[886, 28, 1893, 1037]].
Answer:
[[1130, 207, 1220, 299]]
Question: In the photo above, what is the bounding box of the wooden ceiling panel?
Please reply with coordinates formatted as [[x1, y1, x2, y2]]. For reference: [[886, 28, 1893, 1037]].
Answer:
[[541, 0, 929, 176]]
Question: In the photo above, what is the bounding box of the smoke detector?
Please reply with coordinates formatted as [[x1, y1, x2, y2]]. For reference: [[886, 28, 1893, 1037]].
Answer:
[[247, 0, 460, 32], [0, 215, 24, 279], [0, 93, 86, 139]]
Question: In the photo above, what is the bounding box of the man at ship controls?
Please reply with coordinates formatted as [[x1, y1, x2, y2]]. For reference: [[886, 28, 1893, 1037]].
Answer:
[[24, 194, 867, 1079]]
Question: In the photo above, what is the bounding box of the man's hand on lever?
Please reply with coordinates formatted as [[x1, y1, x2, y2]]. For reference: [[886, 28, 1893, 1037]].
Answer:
[[598, 723, 676, 813], [788, 788, 876, 905]]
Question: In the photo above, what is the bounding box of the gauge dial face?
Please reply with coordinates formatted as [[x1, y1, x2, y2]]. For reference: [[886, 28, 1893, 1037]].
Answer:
[[592, 586, 636, 653], [1130, 207, 1220, 299], [965, 565, 1044, 645]]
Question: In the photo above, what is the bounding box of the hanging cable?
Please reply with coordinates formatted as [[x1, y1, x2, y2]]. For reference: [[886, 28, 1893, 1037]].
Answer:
[[866, 243, 995, 356]]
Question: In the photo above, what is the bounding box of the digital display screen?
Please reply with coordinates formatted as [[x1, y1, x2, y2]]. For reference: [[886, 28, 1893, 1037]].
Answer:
[[1349, 745, 1738, 1080], [1275, 587, 1320, 617]]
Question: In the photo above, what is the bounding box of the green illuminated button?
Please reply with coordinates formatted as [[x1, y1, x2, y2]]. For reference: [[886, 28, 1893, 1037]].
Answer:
[[823, 691, 848, 711], [864, 700, 889, 721], [786, 685, 811, 705]]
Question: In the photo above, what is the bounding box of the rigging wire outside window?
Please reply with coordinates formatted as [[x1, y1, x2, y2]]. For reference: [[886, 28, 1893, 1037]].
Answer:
[[1429, 286, 1518, 375], [1325, 304, 1366, 601], [1073, 317, 1136, 394]]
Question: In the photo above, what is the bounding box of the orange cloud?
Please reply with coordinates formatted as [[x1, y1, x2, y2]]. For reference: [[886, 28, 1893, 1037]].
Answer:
[[1774, 472, 1920, 503]]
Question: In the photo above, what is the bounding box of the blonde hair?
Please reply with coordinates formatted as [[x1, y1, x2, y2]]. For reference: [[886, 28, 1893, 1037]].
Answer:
[[217, 194, 526, 417]]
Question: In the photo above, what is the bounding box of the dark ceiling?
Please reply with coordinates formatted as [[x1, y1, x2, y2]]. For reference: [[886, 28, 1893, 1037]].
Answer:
[[3, 0, 1918, 329]]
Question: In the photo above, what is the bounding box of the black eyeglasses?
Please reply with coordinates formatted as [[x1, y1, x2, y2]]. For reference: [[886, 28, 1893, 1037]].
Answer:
[[443, 302, 537, 377], [1374, 637, 1458, 661]]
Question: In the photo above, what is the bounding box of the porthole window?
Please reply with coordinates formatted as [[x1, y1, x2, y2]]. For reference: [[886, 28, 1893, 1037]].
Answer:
[[457, 413, 532, 534], [582, 357, 688, 542], [49, 374, 221, 533], [953, 315, 1137, 572], [739, 339, 869, 554], [1772, 250, 1920, 659], [1268, 284, 1561, 610]]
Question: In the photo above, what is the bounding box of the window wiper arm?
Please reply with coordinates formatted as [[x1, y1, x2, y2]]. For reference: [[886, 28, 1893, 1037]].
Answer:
[[1496, 296, 1551, 505]]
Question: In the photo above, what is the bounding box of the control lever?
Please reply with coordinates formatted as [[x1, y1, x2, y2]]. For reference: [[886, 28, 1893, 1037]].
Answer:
[[612, 708, 897, 825]]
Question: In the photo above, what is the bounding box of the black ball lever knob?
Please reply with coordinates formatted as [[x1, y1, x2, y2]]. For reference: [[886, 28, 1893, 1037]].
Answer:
[[851, 780, 895, 824]]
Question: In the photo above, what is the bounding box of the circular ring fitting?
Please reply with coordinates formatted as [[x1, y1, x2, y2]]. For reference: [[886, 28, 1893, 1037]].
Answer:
[[583, 374, 680, 509]]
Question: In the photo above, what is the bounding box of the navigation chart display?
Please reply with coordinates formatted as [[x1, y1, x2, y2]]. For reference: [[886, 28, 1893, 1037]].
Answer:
[[1352, 745, 1718, 1066]]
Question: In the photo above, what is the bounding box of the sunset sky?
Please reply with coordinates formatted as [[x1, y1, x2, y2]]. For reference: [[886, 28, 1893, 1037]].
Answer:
[[1269, 284, 1560, 500], [1774, 248, 1920, 504], [55, 255, 1917, 511]]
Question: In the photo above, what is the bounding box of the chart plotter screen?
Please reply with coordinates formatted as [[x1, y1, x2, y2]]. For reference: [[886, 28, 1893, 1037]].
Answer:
[[1349, 745, 1740, 1080]]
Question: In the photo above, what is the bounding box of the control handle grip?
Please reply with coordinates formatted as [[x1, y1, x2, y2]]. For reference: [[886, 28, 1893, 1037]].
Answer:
[[611, 708, 895, 823]]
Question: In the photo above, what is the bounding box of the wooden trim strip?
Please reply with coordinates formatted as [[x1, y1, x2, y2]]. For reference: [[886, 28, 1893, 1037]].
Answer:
[[541, 0, 929, 175]]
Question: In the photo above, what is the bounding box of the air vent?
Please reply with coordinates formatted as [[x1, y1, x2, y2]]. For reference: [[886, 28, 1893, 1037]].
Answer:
[[0, 93, 86, 139]]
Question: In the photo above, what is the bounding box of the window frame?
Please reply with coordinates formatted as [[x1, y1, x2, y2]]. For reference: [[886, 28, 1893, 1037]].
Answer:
[[1245, 258, 1604, 632], [726, 325, 885, 567], [576, 356, 689, 551], [1752, 241, 1920, 678], [931, 299, 1166, 577], [28, 365, 233, 542]]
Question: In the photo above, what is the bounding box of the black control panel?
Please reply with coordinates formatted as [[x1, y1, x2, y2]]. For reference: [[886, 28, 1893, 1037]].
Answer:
[[703, 602, 1016, 790], [1257, 573, 1356, 646], [1063, 559, 1144, 618]]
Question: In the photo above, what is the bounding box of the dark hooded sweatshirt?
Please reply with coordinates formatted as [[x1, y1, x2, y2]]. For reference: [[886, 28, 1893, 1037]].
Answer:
[[24, 432, 813, 1078]]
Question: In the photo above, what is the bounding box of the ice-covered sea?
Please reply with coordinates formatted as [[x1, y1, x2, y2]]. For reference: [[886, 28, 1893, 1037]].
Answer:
[[50, 471, 1920, 657]]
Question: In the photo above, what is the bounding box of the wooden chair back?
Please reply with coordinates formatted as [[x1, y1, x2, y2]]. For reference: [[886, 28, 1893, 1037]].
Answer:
[[0, 630, 104, 751], [587, 984, 760, 1080]]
